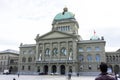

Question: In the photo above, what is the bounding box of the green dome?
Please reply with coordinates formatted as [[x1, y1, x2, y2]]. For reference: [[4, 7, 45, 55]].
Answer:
[[54, 8, 75, 20]]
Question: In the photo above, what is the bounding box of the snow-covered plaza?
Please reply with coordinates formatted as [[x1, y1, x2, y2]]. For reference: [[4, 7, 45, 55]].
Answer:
[[0, 75, 96, 80]]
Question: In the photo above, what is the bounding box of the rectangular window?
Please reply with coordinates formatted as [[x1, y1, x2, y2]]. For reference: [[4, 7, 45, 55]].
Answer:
[[95, 47, 100, 51], [23, 51, 26, 54], [78, 47, 83, 52], [86, 47, 91, 52], [29, 50, 33, 54]]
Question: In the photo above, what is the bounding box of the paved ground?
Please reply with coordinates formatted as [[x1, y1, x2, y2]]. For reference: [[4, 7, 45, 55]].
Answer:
[[0, 75, 96, 80]]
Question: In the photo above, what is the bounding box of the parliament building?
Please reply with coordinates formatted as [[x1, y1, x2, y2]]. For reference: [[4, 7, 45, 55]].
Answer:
[[17, 7, 120, 75]]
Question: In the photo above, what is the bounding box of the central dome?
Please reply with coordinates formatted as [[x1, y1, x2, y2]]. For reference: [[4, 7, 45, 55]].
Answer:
[[54, 7, 75, 20]]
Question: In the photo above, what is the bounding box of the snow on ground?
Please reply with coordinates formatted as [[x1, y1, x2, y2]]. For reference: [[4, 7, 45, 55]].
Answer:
[[0, 75, 96, 80]]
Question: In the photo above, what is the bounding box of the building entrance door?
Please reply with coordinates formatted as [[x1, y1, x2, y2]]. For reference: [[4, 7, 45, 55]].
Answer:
[[44, 65, 48, 74], [60, 65, 65, 75], [114, 65, 119, 74], [52, 65, 56, 73]]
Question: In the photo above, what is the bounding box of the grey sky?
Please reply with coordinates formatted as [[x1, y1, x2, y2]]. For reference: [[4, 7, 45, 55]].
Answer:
[[0, 0, 120, 51]]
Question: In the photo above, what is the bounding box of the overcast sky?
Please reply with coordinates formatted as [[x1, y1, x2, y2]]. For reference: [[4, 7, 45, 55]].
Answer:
[[0, 0, 120, 52]]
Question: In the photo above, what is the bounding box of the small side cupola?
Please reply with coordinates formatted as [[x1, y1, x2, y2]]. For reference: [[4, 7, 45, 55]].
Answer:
[[90, 30, 100, 40]]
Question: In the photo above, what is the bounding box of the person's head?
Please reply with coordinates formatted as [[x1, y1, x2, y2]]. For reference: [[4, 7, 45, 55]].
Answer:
[[99, 62, 108, 73]]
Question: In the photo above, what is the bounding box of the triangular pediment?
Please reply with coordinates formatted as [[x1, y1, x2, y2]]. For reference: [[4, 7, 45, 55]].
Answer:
[[38, 31, 75, 40]]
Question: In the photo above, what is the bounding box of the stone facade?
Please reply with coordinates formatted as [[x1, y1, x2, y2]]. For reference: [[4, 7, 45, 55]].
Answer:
[[18, 8, 107, 75], [0, 8, 119, 76], [0, 49, 19, 74], [106, 49, 120, 74]]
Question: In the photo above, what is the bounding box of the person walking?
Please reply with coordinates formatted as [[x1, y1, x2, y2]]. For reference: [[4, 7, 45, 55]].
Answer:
[[95, 62, 116, 80], [68, 73, 71, 80], [18, 73, 19, 77]]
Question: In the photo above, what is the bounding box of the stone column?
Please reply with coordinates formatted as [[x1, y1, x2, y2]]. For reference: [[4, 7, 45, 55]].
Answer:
[[66, 41, 69, 60], [42, 43, 45, 61], [73, 40, 77, 60], [40, 65, 43, 72], [48, 65, 51, 74], [36, 43, 39, 61], [57, 65, 60, 74], [66, 65, 69, 75], [58, 42, 60, 60], [72, 64, 76, 75], [50, 42, 52, 60]]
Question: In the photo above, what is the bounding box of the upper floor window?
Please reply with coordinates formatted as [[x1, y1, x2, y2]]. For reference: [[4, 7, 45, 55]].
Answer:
[[45, 48, 50, 56], [95, 46, 100, 51], [10, 59, 14, 64], [4, 56, 6, 59], [23, 51, 26, 54], [52, 48, 58, 56], [78, 47, 83, 52], [86, 47, 92, 52], [28, 57, 32, 62], [22, 57, 26, 62], [29, 50, 33, 54], [60, 47, 67, 56]]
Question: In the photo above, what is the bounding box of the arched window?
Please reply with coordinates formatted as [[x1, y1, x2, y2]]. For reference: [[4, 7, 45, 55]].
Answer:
[[52, 48, 58, 56], [28, 57, 32, 62], [60, 47, 67, 56], [22, 57, 26, 62], [96, 54, 100, 62], [45, 48, 50, 56], [87, 54, 92, 62]]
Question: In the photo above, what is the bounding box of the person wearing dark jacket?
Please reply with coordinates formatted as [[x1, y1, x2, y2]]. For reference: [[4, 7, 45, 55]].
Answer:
[[95, 62, 116, 80]]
